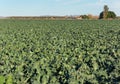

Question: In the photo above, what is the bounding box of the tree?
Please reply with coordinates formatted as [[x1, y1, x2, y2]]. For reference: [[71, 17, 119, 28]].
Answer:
[[107, 11, 116, 19], [103, 5, 109, 19], [99, 5, 116, 19], [99, 11, 116, 19], [81, 15, 89, 19]]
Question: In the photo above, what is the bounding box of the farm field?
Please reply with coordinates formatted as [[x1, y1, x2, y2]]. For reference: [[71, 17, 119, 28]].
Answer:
[[0, 19, 120, 84]]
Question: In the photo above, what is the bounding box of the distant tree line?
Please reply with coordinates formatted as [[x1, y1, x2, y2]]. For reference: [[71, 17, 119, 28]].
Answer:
[[7, 5, 117, 20]]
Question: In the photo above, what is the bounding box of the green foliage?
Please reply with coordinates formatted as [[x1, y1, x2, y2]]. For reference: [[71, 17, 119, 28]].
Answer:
[[99, 5, 116, 19], [99, 12, 104, 19], [107, 11, 116, 19], [6, 74, 13, 84], [81, 15, 89, 19], [0, 76, 5, 84], [0, 19, 120, 84], [99, 11, 116, 19]]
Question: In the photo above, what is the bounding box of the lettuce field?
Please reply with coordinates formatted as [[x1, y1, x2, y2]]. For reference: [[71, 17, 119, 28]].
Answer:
[[0, 19, 120, 84]]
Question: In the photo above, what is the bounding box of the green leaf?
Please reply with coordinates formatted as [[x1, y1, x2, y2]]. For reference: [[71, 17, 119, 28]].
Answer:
[[0, 76, 5, 84], [6, 74, 13, 84]]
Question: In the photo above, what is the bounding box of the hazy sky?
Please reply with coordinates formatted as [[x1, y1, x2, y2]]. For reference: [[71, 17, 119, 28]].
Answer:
[[0, 0, 120, 16]]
